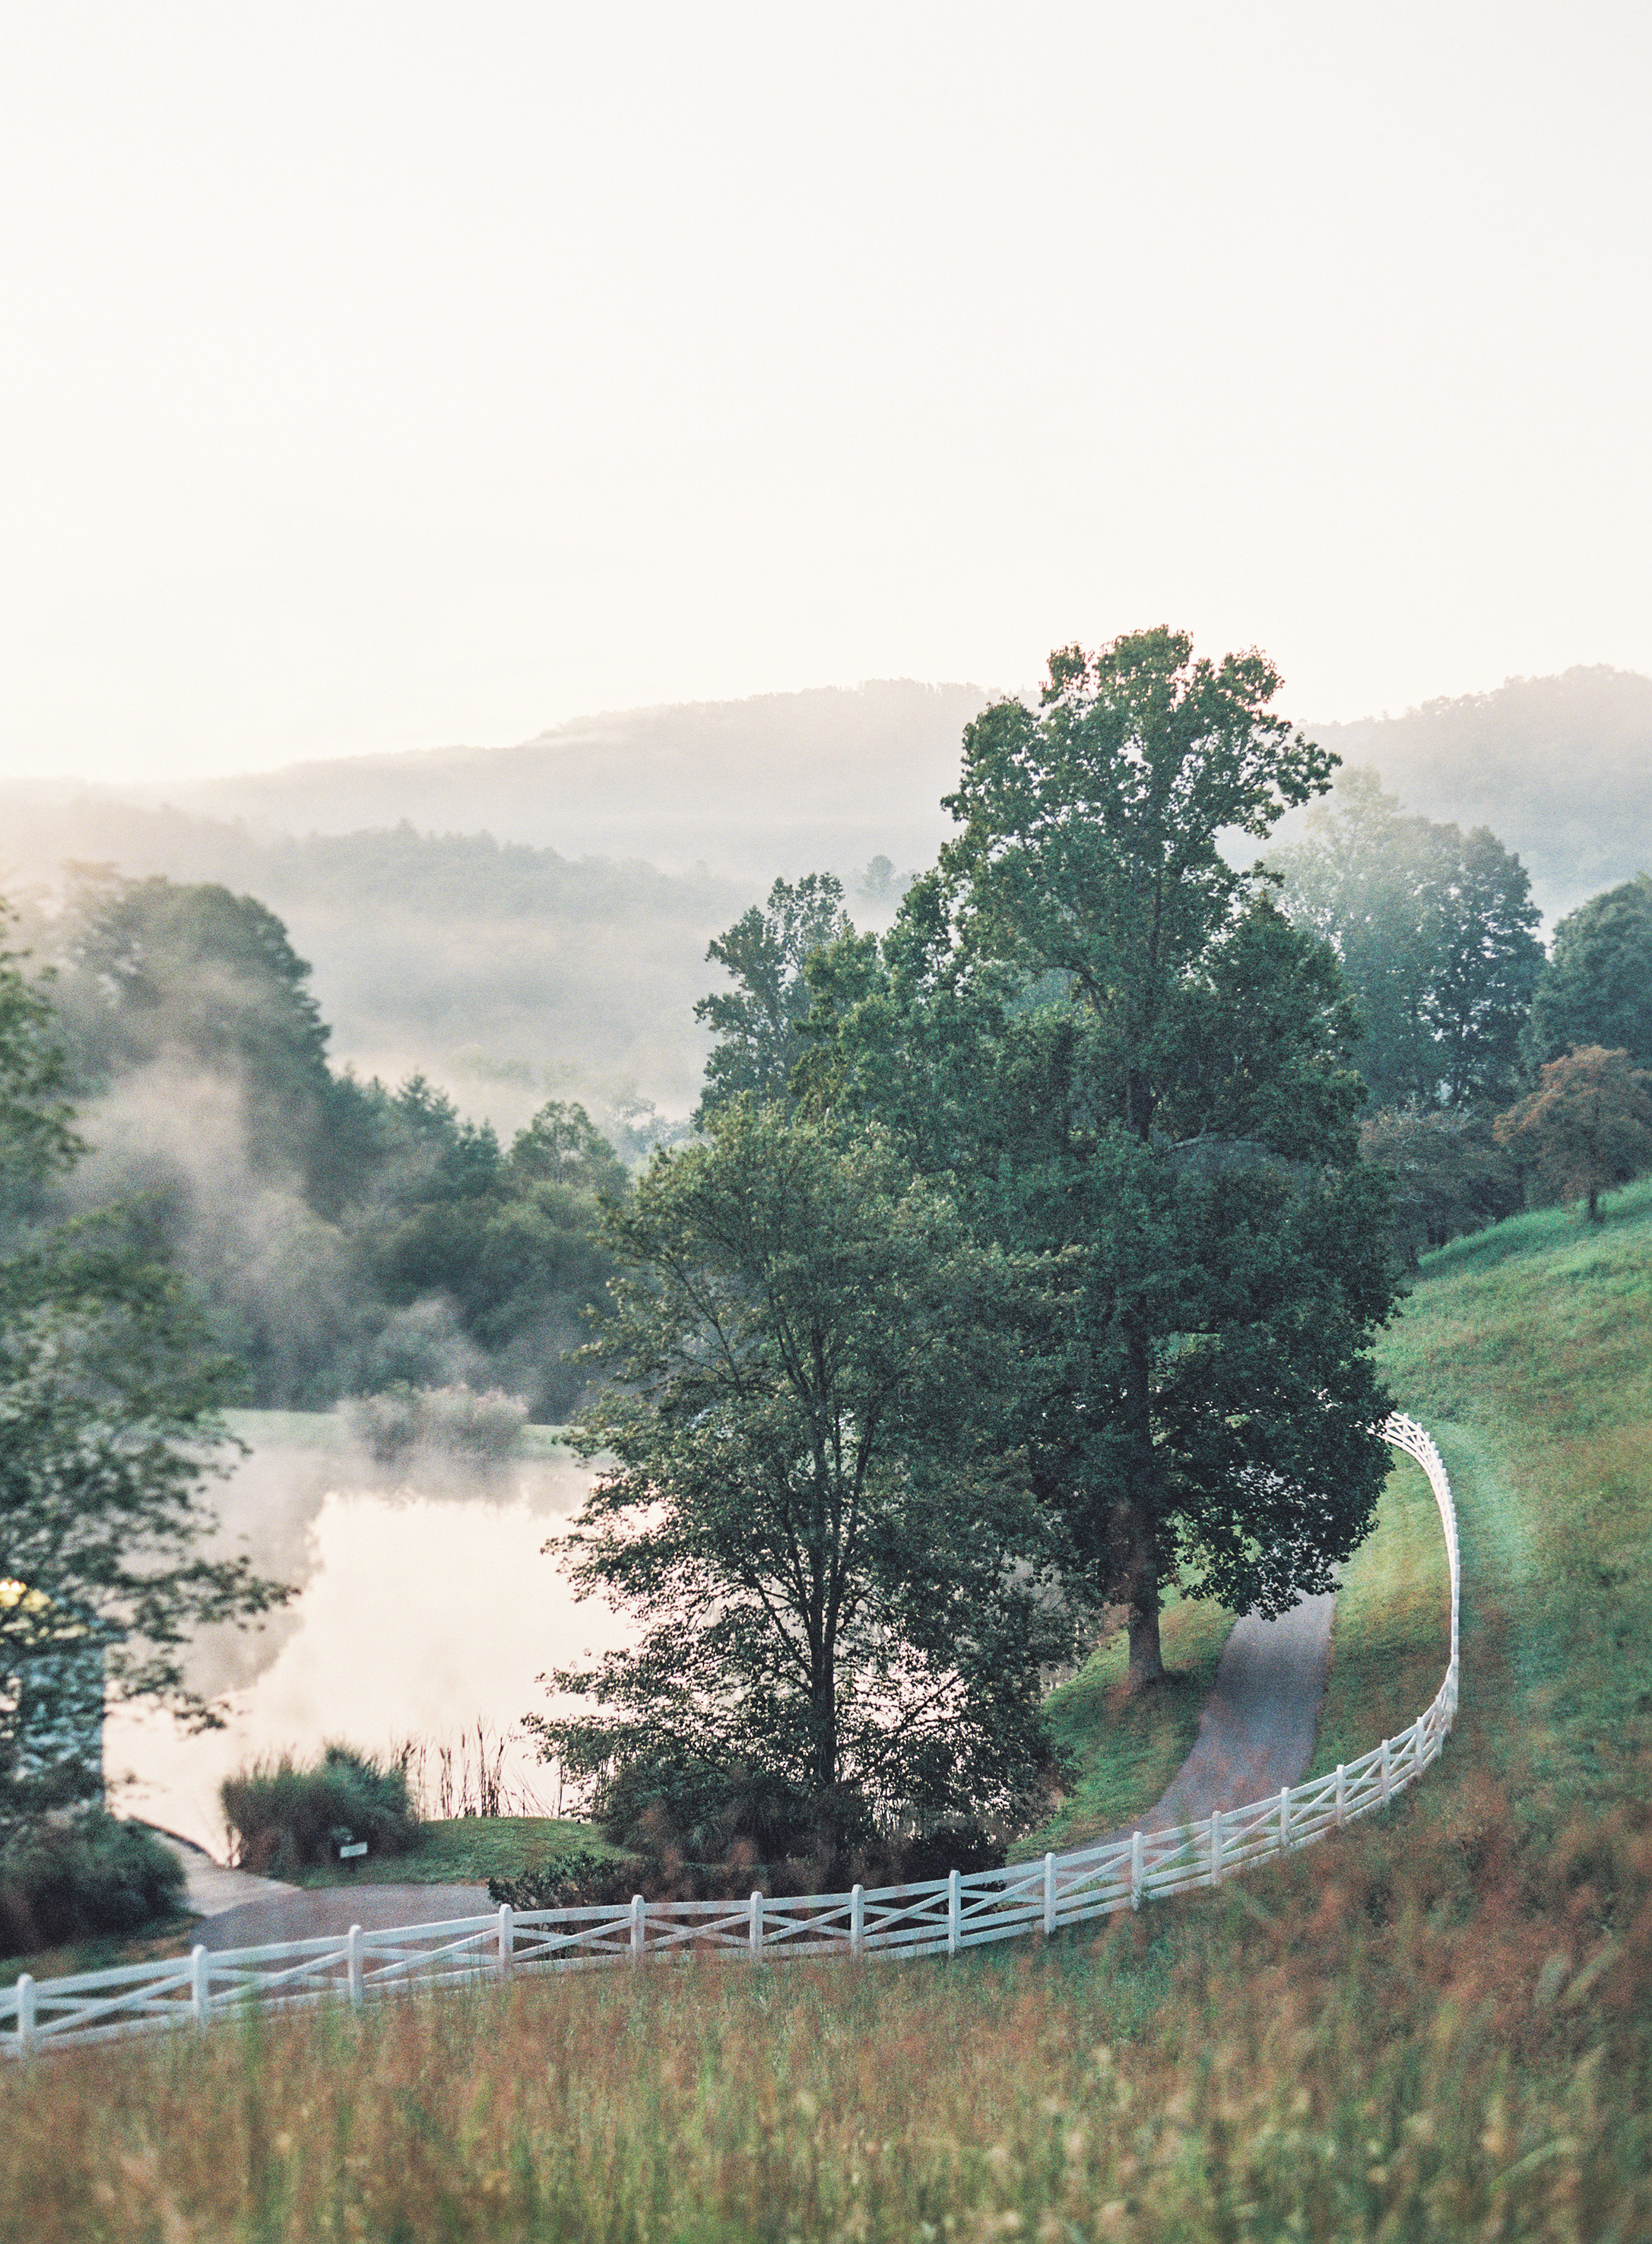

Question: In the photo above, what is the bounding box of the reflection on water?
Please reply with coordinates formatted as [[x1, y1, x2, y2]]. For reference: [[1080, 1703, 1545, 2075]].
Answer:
[[105, 1427, 636, 1857]]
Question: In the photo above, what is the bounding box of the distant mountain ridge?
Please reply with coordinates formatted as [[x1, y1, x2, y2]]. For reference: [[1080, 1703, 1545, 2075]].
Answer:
[[3, 663, 1645, 1119], [1307, 665, 1652, 918], [35, 665, 1642, 917], [122, 679, 995, 887]]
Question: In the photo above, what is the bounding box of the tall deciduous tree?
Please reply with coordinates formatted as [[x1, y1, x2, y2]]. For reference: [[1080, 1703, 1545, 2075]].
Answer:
[[535, 1101, 1065, 1865], [1495, 1046, 1652, 1221], [1268, 769, 1544, 1108], [898, 629, 1400, 1682], [693, 875, 852, 1125], [1524, 876, 1652, 1073]]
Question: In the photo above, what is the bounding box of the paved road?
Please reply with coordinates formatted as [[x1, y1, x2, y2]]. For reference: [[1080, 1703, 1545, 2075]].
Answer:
[[1138, 1590, 1337, 1834], [158, 1832, 491, 1951], [157, 1833, 298, 1915], [194, 1883, 493, 1952]]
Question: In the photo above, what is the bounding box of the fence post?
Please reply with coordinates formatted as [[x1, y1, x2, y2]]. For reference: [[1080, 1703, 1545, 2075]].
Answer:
[[749, 1890, 763, 1962], [347, 1924, 364, 2010], [16, 1974, 35, 2060], [849, 1884, 864, 1959], [1278, 1786, 1290, 1856], [1334, 1764, 1346, 1827], [1209, 1811, 1222, 1888], [1042, 1852, 1057, 1936], [190, 1944, 210, 2029], [946, 1868, 961, 1955], [630, 1894, 646, 1965], [1379, 1738, 1391, 1808], [1130, 1830, 1143, 1912], [497, 1903, 514, 1981]]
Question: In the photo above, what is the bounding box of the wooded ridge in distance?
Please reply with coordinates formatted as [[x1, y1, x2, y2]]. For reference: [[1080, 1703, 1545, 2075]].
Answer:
[[8, 666, 1646, 915], [5, 665, 1647, 1129]]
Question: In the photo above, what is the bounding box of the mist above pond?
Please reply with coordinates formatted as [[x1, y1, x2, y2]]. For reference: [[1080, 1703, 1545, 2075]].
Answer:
[[106, 1412, 635, 1857]]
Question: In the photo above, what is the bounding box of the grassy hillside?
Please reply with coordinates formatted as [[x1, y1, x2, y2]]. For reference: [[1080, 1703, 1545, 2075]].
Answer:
[[1010, 1590, 1236, 1859], [3, 1184, 1647, 2239]]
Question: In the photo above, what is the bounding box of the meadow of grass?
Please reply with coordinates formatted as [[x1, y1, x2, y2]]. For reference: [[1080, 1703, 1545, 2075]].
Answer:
[[1012, 1591, 1236, 1859], [2, 1182, 1648, 2239], [286, 1816, 623, 1890], [1308, 1450, 1454, 1779]]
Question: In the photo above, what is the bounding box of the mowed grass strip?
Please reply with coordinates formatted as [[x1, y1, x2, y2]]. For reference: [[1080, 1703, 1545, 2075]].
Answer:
[[1013, 1590, 1235, 1858], [285, 1817, 622, 1891], [1308, 1452, 1453, 1780], [1375, 1173, 1652, 1816]]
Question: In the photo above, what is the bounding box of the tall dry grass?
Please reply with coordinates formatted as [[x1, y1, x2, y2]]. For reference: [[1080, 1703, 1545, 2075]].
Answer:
[[2, 1770, 1647, 2242]]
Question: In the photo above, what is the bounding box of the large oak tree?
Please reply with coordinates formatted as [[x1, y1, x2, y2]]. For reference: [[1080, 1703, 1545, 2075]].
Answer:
[[812, 630, 1401, 1684]]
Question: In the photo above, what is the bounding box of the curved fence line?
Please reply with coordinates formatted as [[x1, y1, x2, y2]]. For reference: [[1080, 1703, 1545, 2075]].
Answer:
[[2, 1413, 1459, 2058]]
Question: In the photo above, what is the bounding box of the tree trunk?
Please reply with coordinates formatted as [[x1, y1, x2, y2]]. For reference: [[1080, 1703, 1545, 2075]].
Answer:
[[1121, 1311, 1165, 1688], [1588, 1185, 1602, 1221], [1127, 1594, 1165, 1686]]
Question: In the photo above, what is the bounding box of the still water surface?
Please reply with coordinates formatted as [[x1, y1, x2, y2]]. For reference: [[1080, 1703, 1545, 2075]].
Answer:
[[105, 1416, 636, 1857]]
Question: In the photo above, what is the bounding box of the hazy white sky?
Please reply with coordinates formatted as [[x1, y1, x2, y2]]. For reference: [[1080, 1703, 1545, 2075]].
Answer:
[[3, 2, 1648, 784]]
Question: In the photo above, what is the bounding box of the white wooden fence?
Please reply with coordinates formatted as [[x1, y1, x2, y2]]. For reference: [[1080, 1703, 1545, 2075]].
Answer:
[[2, 1413, 1459, 2059]]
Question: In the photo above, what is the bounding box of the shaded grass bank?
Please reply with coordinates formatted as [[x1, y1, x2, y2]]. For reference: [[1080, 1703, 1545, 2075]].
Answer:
[[1013, 1590, 1237, 1859]]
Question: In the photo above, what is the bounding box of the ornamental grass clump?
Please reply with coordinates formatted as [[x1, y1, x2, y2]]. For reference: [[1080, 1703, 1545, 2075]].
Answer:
[[220, 1744, 418, 1875]]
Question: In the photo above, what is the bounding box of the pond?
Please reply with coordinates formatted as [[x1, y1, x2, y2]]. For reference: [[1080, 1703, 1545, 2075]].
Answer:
[[103, 1412, 636, 1857]]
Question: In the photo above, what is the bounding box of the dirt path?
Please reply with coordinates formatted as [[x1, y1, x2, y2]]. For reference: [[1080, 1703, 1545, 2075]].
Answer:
[[1138, 1590, 1337, 1834]]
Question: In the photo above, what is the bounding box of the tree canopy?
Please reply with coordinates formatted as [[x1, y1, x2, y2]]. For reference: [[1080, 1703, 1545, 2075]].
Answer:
[[1267, 769, 1545, 1109], [804, 631, 1400, 1685], [1495, 1046, 1652, 1222], [537, 1101, 1067, 1867], [1524, 875, 1652, 1073], [693, 874, 852, 1127], [0, 907, 287, 1835]]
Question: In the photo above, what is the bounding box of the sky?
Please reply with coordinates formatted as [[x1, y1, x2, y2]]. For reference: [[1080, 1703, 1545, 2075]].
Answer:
[[3, 2, 1649, 786]]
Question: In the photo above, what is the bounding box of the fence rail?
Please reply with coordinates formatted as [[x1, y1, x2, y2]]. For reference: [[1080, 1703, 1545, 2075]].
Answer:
[[2, 1413, 1459, 2058]]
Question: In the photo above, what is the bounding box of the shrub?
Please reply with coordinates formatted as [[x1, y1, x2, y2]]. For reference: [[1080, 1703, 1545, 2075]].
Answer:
[[0, 1815, 186, 1954], [221, 1744, 418, 1875], [487, 1848, 642, 1910], [598, 1752, 822, 1865]]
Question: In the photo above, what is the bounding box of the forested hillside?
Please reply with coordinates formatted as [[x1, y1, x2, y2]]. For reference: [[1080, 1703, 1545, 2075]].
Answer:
[[2, 810, 750, 1122], [1307, 665, 1652, 917]]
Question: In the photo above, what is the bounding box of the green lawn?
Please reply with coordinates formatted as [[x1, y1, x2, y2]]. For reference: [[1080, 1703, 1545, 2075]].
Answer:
[[1308, 1450, 1453, 1778], [282, 1815, 621, 1889], [1010, 1587, 1236, 1858], [1373, 1172, 1652, 1822]]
